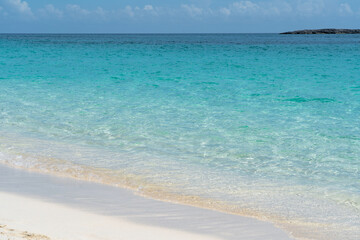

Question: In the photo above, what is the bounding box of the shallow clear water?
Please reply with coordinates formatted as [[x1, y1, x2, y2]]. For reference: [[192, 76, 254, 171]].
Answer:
[[0, 34, 359, 239]]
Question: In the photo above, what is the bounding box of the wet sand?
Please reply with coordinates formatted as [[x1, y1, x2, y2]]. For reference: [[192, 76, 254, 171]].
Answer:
[[0, 164, 293, 240]]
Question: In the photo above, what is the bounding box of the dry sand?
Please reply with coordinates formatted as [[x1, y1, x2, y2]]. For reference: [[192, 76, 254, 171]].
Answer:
[[0, 164, 293, 240], [0, 192, 223, 240]]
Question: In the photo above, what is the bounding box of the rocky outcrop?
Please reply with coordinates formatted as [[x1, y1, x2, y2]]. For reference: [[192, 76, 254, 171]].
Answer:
[[281, 29, 360, 34]]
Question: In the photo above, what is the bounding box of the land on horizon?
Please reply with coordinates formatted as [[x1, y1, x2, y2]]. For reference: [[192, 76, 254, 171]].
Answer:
[[281, 28, 360, 34]]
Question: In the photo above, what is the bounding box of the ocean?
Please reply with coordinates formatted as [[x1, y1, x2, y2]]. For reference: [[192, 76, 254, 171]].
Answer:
[[0, 34, 359, 239]]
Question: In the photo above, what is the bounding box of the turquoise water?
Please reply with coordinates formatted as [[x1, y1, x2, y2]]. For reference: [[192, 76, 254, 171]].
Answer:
[[0, 34, 359, 239]]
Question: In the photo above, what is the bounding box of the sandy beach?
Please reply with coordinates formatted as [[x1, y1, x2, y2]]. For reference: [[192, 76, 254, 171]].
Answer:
[[0, 164, 292, 240], [0, 192, 224, 240]]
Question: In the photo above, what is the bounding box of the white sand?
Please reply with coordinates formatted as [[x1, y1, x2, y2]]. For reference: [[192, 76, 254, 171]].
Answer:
[[0, 165, 293, 240], [0, 192, 223, 240]]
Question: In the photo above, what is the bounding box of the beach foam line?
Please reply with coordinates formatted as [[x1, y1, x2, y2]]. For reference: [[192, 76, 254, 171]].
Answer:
[[0, 164, 293, 240]]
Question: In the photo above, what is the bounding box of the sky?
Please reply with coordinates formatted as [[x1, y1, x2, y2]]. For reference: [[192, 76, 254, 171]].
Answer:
[[0, 0, 359, 33]]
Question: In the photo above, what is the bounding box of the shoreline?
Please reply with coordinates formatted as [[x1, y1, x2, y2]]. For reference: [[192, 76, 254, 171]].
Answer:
[[0, 164, 293, 240], [0, 192, 222, 240]]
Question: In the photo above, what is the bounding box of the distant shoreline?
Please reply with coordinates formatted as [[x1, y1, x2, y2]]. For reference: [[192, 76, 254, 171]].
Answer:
[[281, 28, 360, 34]]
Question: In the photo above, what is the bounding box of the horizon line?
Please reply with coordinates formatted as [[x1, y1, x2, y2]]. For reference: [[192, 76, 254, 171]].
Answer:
[[0, 32, 282, 34]]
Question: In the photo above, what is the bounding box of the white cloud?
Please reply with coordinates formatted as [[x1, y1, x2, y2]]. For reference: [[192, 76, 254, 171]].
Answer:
[[182, 4, 204, 17], [115, 4, 163, 18], [144, 5, 153, 11], [66, 4, 90, 17], [339, 3, 353, 15], [1, 0, 347, 22], [6, 0, 32, 16], [232, 1, 259, 14], [219, 1, 292, 16], [143, 4, 158, 16], [38, 4, 63, 18], [220, 7, 231, 16], [63, 5, 111, 19], [60, 4, 161, 20], [94, 7, 107, 18], [124, 5, 134, 17]]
